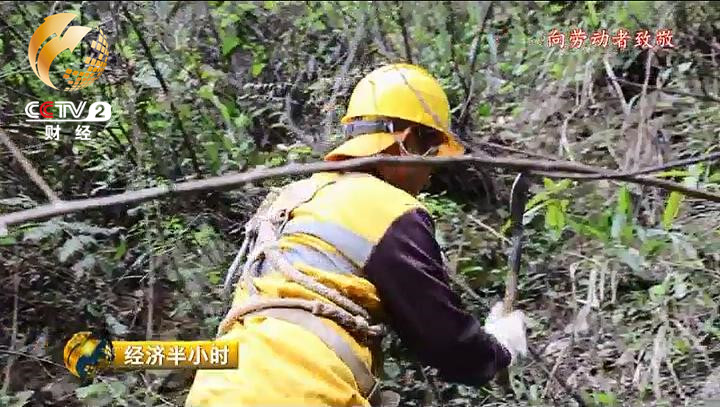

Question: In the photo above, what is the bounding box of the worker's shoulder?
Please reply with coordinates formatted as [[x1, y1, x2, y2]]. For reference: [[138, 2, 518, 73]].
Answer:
[[313, 171, 426, 215]]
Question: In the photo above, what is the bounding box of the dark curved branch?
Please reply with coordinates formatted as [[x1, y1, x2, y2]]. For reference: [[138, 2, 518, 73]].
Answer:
[[2, 152, 720, 232], [123, 6, 203, 176]]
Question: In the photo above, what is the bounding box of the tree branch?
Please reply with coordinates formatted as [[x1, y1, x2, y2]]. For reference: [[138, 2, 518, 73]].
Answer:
[[444, 1, 470, 99], [459, 2, 492, 129], [323, 11, 367, 140], [570, 151, 720, 180], [3, 153, 720, 232], [123, 6, 203, 176], [394, 1, 413, 63], [0, 130, 60, 203], [615, 78, 720, 103]]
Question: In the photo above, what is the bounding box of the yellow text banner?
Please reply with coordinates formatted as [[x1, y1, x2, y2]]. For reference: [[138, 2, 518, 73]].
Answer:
[[112, 340, 238, 369]]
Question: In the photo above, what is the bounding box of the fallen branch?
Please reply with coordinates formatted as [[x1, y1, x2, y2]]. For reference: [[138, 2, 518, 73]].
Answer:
[[2, 153, 720, 232], [528, 346, 588, 407]]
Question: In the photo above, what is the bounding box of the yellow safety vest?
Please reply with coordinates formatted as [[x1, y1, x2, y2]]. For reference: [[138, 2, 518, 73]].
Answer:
[[186, 171, 426, 407]]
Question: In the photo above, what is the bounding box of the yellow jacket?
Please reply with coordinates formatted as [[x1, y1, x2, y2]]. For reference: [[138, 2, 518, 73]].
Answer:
[[186, 171, 511, 406]]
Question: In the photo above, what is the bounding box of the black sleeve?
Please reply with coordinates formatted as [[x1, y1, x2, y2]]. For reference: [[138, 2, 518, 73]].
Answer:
[[363, 208, 511, 386]]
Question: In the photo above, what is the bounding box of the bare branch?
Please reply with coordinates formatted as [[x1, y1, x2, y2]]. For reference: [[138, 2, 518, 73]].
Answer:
[[603, 54, 631, 116], [444, 1, 470, 99], [394, 1, 413, 63], [0, 130, 60, 203], [3, 153, 720, 232], [616, 78, 720, 103], [323, 11, 367, 140], [459, 2, 492, 128], [123, 6, 203, 176], [572, 151, 720, 180]]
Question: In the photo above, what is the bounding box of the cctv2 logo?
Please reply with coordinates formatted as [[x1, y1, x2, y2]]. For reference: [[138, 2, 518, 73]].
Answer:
[[24, 13, 112, 140], [25, 101, 111, 122]]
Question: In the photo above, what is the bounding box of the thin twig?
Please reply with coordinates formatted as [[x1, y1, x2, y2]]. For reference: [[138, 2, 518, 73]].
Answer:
[[468, 214, 511, 245], [603, 54, 631, 116], [285, 70, 317, 147], [323, 12, 367, 140], [0, 130, 60, 203], [418, 364, 443, 405], [371, 1, 396, 60], [1, 270, 20, 393], [444, 1, 470, 98], [394, 1, 413, 63], [4, 153, 720, 231], [528, 346, 588, 407], [123, 6, 202, 176], [459, 2, 492, 128], [145, 212, 155, 340], [559, 61, 593, 161], [474, 140, 558, 161], [563, 151, 720, 180], [631, 47, 655, 170], [615, 78, 720, 103], [0, 348, 65, 369]]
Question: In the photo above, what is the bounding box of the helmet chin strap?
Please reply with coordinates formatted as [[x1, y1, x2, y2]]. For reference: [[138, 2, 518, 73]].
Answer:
[[393, 131, 440, 158]]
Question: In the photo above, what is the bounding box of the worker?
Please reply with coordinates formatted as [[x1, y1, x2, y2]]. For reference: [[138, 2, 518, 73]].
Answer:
[[185, 63, 528, 407]]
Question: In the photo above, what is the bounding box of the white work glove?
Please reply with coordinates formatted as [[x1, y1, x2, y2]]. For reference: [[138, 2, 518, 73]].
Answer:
[[483, 301, 528, 366]]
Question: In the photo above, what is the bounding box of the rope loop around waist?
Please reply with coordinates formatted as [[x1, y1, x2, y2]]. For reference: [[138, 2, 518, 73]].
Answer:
[[218, 297, 385, 342]]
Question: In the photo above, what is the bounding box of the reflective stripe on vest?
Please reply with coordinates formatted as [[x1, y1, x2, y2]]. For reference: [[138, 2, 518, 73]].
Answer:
[[281, 220, 374, 268], [257, 244, 357, 276]]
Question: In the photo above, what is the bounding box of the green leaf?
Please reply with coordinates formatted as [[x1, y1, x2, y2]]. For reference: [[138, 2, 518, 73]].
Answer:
[[477, 102, 492, 117], [198, 84, 215, 100], [569, 218, 608, 242], [649, 283, 666, 299], [114, 240, 127, 261], [586, 1, 599, 27], [513, 64, 529, 76], [545, 200, 565, 239], [627, 1, 649, 18], [222, 35, 240, 56], [662, 191, 684, 230], [251, 61, 266, 77], [616, 186, 632, 215], [654, 169, 690, 178], [0, 235, 17, 246], [641, 238, 667, 256], [592, 391, 618, 406], [204, 141, 221, 173]]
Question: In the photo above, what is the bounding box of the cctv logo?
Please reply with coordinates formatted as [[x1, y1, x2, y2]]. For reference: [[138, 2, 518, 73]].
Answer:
[[25, 101, 111, 122]]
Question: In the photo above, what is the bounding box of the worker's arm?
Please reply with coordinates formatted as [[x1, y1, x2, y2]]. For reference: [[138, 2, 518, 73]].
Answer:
[[363, 208, 511, 386]]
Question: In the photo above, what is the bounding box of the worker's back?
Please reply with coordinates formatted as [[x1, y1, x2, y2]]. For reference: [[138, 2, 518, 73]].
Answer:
[[186, 171, 424, 407]]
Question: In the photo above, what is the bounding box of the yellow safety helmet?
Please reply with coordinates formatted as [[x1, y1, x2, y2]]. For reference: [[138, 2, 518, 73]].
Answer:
[[325, 63, 465, 161]]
